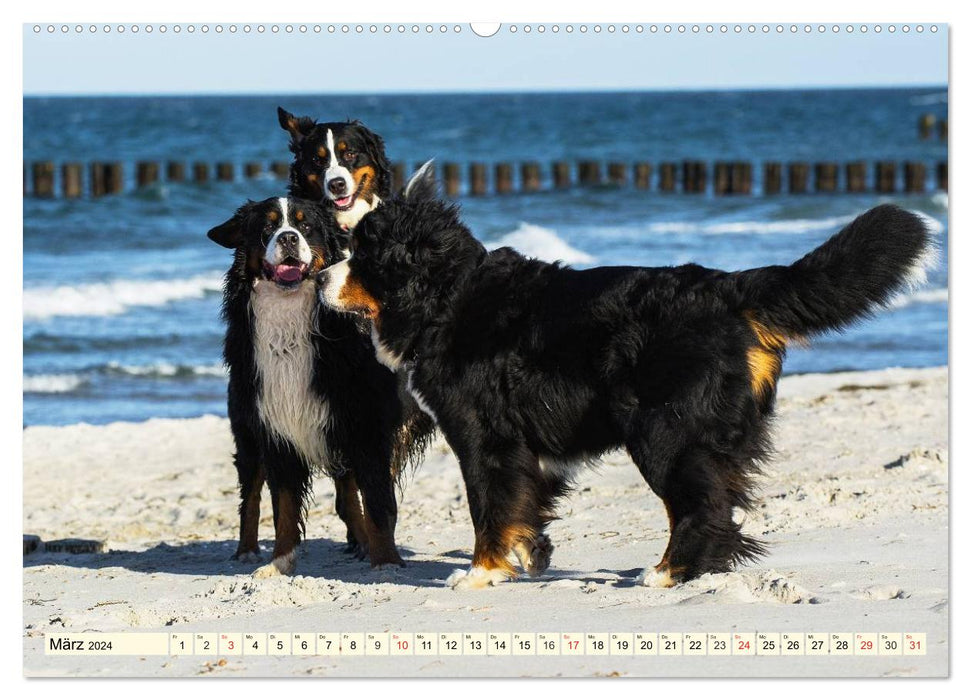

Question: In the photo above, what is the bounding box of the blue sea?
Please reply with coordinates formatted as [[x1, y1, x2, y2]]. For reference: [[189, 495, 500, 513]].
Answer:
[[22, 89, 948, 426]]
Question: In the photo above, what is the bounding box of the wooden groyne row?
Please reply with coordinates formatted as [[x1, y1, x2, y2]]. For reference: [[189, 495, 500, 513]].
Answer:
[[25, 159, 948, 198]]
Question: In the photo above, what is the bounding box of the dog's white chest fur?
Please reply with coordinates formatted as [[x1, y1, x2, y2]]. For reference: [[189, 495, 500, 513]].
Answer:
[[250, 280, 331, 469]]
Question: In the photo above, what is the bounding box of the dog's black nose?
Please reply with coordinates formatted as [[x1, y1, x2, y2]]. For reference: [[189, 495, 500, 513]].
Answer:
[[278, 231, 299, 248], [328, 178, 348, 195]]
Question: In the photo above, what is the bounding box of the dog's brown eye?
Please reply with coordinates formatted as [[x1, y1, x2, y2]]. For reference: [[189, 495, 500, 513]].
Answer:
[[343, 151, 356, 163]]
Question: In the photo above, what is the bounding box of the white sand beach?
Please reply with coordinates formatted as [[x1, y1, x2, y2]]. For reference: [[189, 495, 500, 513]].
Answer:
[[22, 366, 948, 677]]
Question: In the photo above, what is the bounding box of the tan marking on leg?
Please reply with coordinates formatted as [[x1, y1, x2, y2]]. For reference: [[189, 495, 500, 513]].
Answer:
[[236, 467, 264, 558], [363, 506, 404, 568], [336, 475, 370, 556], [253, 489, 301, 577]]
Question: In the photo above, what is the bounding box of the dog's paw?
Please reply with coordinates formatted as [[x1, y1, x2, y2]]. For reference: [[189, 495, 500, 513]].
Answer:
[[344, 541, 370, 560], [232, 549, 262, 564], [634, 566, 678, 588], [514, 533, 554, 577], [446, 566, 509, 590], [252, 552, 295, 579]]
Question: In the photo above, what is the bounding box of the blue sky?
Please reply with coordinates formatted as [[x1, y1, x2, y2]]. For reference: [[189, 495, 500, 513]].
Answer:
[[23, 23, 947, 95]]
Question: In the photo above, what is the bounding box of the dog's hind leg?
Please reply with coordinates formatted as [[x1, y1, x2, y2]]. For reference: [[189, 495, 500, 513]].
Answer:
[[350, 450, 405, 569], [629, 438, 764, 587], [335, 474, 370, 560]]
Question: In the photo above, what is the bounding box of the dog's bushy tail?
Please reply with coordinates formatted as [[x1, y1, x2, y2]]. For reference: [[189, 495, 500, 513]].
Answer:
[[734, 204, 935, 338]]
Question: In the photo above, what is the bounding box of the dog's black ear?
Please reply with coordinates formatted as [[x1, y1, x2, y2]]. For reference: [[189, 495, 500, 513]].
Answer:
[[277, 106, 316, 143], [402, 160, 438, 202], [207, 203, 252, 249], [358, 125, 392, 198]]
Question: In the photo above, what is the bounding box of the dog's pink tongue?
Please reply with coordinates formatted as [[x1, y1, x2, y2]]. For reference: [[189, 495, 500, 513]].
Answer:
[[273, 264, 303, 283], [335, 196, 352, 207]]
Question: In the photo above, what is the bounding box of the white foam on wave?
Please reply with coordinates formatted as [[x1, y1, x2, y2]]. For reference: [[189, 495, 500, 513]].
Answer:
[[648, 215, 855, 236], [23, 274, 223, 321], [890, 287, 948, 309], [487, 223, 595, 265], [23, 374, 87, 393], [931, 193, 948, 209], [105, 361, 228, 378]]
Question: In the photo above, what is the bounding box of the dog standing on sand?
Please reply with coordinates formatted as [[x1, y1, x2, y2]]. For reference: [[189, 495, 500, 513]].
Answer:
[[318, 165, 934, 589]]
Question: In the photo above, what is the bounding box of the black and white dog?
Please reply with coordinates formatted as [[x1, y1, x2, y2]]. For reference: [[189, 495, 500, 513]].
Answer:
[[208, 196, 426, 577], [318, 167, 934, 589], [278, 107, 391, 232]]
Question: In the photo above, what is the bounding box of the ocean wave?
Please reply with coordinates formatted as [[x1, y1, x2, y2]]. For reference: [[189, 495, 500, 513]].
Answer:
[[931, 193, 948, 210], [647, 215, 855, 236], [23, 362, 228, 394], [104, 361, 227, 378], [23, 274, 223, 320], [890, 287, 948, 309], [487, 223, 595, 264], [23, 374, 88, 394]]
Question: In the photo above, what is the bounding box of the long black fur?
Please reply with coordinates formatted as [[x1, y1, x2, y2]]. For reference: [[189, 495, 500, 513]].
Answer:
[[320, 171, 933, 584], [209, 197, 424, 570]]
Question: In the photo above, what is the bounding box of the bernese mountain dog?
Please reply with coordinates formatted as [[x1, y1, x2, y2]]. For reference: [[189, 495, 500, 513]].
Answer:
[[207, 196, 428, 577], [278, 107, 391, 232], [317, 164, 934, 589]]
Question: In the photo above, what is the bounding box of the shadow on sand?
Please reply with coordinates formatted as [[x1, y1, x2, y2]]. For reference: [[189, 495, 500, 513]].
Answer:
[[23, 537, 469, 586]]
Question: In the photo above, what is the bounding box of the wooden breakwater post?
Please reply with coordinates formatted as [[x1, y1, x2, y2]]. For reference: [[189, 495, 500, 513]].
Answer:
[[904, 162, 926, 193], [216, 162, 234, 182], [136, 161, 160, 188], [90, 162, 123, 197], [494, 163, 513, 194], [814, 162, 838, 193], [32, 162, 55, 198], [659, 162, 677, 192], [607, 162, 628, 187], [521, 162, 542, 192], [763, 162, 782, 195], [735, 162, 753, 194], [90, 162, 106, 197], [469, 163, 488, 195], [788, 163, 810, 194], [939, 119, 948, 141], [192, 162, 210, 183], [714, 162, 729, 195], [390, 162, 405, 191], [919, 113, 936, 140], [270, 161, 290, 180], [716, 162, 752, 195], [167, 161, 185, 182], [552, 161, 571, 189], [105, 163, 124, 194], [634, 162, 651, 189], [682, 161, 706, 193], [244, 162, 263, 178], [875, 161, 896, 193], [443, 162, 461, 197], [937, 162, 948, 191], [578, 161, 602, 186], [62, 163, 83, 198], [846, 161, 867, 193]]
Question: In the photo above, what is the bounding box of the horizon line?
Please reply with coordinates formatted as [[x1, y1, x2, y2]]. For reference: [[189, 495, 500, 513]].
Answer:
[[22, 83, 949, 99]]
